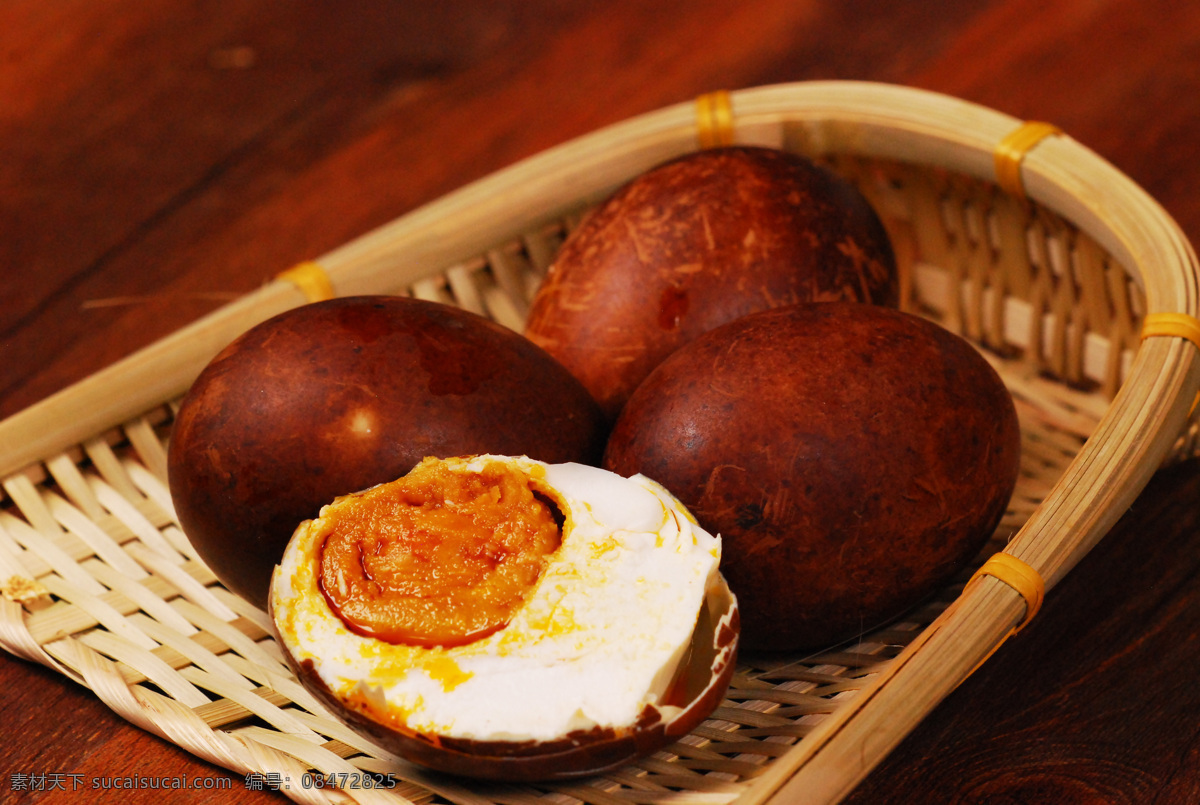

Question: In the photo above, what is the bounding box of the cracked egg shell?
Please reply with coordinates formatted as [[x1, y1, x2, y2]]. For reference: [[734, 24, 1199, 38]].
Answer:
[[167, 296, 607, 610], [270, 454, 739, 781], [524, 145, 898, 421]]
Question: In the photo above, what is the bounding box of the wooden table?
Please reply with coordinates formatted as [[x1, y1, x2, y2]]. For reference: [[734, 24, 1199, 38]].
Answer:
[[4, 1, 1200, 802]]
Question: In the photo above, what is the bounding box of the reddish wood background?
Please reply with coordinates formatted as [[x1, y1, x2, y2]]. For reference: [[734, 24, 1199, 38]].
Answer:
[[4, 1, 1200, 802]]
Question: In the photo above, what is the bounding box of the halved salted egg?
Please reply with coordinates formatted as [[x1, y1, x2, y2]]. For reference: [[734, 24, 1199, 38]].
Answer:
[[269, 454, 739, 781]]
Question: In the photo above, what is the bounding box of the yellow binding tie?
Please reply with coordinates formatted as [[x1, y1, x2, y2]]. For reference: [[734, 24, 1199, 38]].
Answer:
[[970, 552, 1044, 633], [994, 121, 1063, 199], [1142, 311, 1200, 416], [946, 552, 1046, 684], [277, 261, 336, 303], [1141, 312, 1200, 350], [696, 90, 734, 149]]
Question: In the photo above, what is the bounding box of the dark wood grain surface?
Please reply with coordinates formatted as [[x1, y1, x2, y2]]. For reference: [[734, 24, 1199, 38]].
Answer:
[[4, 1, 1200, 802]]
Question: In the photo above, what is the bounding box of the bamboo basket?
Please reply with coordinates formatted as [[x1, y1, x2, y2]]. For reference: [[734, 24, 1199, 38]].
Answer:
[[2, 81, 1199, 805]]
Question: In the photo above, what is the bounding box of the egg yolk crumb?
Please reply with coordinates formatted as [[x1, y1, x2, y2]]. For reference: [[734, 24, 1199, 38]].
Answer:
[[317, 457, 562, 648]]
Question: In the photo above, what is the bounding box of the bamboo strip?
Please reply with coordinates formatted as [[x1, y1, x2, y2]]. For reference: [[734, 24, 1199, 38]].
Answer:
[[191, 688, 292, 730], [91, 564, 198, 636], [47, 491, 148, 579], [126, 542, 237, 620], [1, 511, 108, 595], [44, 453, 105, 520], [168, 599, 282, 670], [132, 613, 252, 688], [79, 629, 212, 707], [88, 475, 183, 562], [225, 734, 340, 805], [180, 666, 316, 736], [84, 435, 145, 504], [287, 709, 401, 763]]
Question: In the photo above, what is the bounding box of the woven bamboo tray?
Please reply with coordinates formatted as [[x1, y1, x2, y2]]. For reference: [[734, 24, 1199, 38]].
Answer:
[[2, 81, 1199, 805]]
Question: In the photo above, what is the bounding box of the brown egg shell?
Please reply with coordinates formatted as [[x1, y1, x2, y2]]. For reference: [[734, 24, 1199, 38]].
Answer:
[[167, 296, 606, 609], [524, 146, 898, 420], [603, 302, 1022, 652], [271, 574, 739, 782]]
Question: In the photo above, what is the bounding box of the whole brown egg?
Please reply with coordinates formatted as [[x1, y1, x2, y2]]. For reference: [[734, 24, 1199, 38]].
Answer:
[[603, 302, 1021, 651], [524, 146, 898, 421], [168, 296, 606, 609]]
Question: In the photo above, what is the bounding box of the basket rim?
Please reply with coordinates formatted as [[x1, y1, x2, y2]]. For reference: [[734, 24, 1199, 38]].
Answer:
[[1, 80, 1196, 479]]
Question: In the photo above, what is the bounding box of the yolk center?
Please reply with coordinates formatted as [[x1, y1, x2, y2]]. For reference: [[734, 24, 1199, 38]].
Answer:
[[317, 458, 562, 648]]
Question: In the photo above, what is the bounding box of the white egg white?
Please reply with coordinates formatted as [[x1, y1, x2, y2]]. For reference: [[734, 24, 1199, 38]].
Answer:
[[271, 454, 723, 744]]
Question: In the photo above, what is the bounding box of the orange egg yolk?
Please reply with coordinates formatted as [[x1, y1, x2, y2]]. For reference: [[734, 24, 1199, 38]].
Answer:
[[317, 458, 563, 648]]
